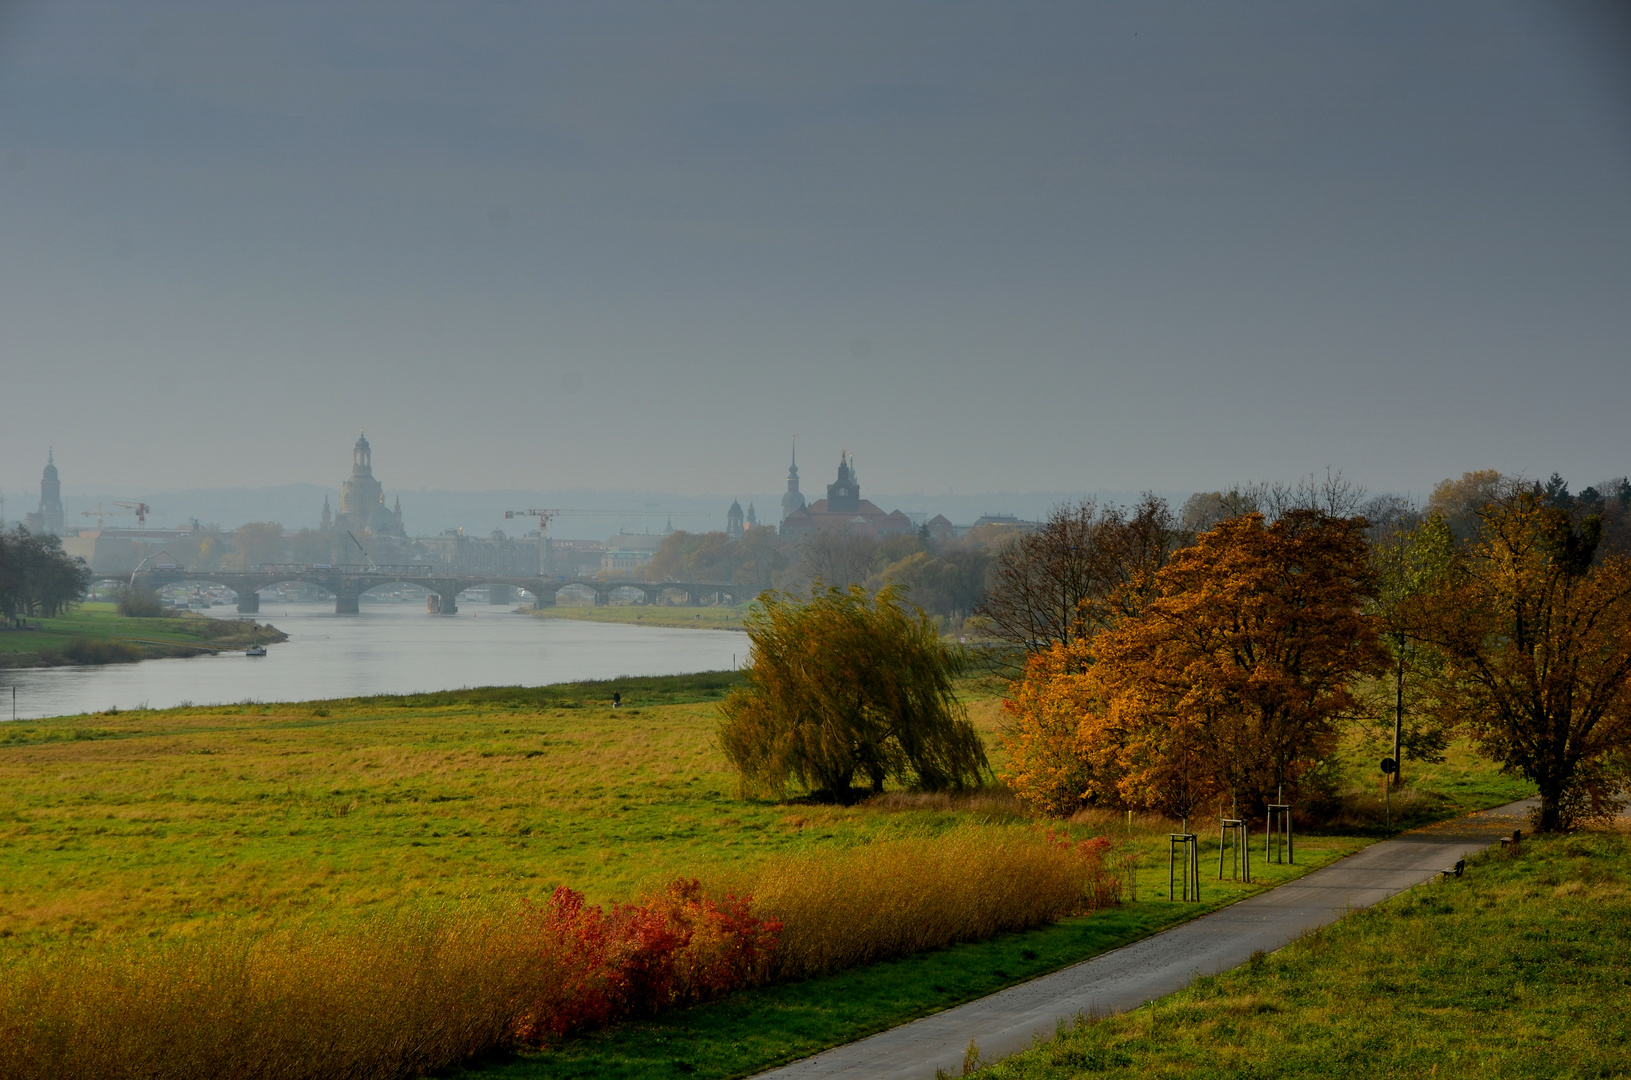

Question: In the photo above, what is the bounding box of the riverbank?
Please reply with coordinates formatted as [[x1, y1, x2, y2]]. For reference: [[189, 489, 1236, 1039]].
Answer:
[[530, 603, 750, 631], [0, 603, 286, 668]]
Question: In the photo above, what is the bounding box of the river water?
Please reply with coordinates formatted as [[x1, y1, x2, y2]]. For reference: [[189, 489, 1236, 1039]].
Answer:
[[0, 604, 744, 721]]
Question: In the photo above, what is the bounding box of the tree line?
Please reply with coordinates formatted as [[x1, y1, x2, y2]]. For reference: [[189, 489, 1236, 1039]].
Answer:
[[648, 524, 1004, 626], [0, 527, 93, 622], [992, 470, 1631, 832]]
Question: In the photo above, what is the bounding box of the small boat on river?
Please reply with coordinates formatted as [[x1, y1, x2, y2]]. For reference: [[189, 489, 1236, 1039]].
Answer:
[[245, 645, 268, 657]]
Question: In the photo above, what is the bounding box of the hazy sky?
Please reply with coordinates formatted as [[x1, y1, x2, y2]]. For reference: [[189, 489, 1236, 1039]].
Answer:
[[3, 1, 1628, 506]]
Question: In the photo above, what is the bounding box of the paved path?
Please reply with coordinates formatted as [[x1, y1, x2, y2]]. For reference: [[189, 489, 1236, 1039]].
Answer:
[[756, 798, 1537, 1080]]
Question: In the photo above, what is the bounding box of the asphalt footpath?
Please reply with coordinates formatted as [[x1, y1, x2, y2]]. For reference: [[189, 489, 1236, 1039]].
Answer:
[[754, 797, 1538, 1080]]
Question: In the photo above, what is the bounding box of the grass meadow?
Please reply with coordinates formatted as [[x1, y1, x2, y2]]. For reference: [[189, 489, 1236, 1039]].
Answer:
[[530, 603, 752, 631], [0, 671, 1538, 1079], [978, 828, 1631, 1080], [0, 601, 283, 666]]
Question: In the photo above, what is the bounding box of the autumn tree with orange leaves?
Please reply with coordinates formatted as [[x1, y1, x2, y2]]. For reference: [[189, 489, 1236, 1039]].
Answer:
[[1003, 510, 1386, 818]]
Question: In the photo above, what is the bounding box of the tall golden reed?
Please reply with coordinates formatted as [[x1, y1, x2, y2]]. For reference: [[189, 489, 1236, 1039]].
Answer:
[[734, 826, 1117, 982], [0, 909, 564, 1080]]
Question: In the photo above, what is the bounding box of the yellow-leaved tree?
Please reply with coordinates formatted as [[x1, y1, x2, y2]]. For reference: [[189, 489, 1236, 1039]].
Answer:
[[1415, 488, 1631, 831]]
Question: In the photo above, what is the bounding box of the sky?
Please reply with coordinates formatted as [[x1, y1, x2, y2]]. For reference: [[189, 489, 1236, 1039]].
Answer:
[[2, 1, 1628, 516]]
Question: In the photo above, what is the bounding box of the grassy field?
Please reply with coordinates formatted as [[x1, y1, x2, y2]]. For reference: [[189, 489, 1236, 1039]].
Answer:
[[978, 828, 1631, 1080], [531, 604, 752, 631], [0, 674, 1036, 945], [0, 602, 284, 667], [0, 670, 1539, 1080]]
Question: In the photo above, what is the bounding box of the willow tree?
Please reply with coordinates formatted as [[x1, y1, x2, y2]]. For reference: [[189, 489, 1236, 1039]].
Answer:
[[718, 584, 987, 802]]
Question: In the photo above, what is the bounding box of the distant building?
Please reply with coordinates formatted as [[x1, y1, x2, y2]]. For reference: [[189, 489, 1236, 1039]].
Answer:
[[746, 503, 758, 529], [331, 433, 405, 537], [602, 531, 662, 574], [779, 452, 916, 539], [23, 450, 65, 536], [726, 499, 745, 539], [780, 444, 807, 523]]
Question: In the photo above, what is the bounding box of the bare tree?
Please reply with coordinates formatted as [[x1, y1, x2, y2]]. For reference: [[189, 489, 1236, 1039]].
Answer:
[[977, 496, 1183, 653], [794, 530, 879, 589], [977, 501, 1101, 651], [1184, 469, 1369, 532]]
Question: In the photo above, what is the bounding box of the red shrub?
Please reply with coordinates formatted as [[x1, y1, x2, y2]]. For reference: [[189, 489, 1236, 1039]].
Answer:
[[516, 878, 782, 1042], [1043, 829, 1122, 908]]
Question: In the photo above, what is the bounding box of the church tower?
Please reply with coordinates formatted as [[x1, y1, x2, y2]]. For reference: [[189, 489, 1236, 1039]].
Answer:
[[780, 443, 806, 523], [26, 450, 64, 535], [727, 499, 745, 540], [320, 496, 333, 532], [826, 452, 860, 514], [337, 431, 384, 532]]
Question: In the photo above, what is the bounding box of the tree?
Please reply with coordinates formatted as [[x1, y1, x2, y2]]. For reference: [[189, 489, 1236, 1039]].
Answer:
[[791, 531, 879, 590], [228, 522, 286, 571], [999, 640, 1115, 817], [977, 502, 1100, 651], [0, 527, 92, 620], [1428, 469, 1509, 539], [1366, 512, 1455, 787], [1415, 490, 1631, 831], [717, 584, 987, 802], [977, 496, 1181, 654], [1090, 511, 1386, 811], [874, 546, 993, 624]]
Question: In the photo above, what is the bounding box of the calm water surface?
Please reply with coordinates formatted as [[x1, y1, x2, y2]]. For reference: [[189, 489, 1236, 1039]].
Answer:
[[0, 604, 744, 720]]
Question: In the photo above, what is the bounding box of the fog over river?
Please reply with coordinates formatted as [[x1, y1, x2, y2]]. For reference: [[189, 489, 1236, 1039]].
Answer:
[[0, 605, 743, 721]]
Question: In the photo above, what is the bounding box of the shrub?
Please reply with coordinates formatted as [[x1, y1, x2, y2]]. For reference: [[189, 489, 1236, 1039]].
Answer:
[[516, 878, 780, 1041], [61, 637, 143, 664], [116, 586, 167, 618]]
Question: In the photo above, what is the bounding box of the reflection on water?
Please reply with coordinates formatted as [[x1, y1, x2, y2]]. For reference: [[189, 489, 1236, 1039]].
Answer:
[[0, 604, 743, 720]]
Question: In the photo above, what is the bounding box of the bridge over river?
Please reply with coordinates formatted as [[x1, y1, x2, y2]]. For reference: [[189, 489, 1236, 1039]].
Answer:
[[101, 565, 753, 615]]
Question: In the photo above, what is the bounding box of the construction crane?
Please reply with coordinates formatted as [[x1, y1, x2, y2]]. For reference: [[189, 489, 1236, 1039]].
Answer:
[[80, 501, 152, 528], [116, 501, 151, 526], [503, 509, 563, 575]]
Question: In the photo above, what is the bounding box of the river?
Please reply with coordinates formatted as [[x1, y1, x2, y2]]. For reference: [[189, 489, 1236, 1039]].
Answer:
[[0, 604, 745, 721]]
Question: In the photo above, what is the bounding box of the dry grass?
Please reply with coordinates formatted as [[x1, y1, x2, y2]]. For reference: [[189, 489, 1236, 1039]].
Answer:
[[0, 907, 562, 1080], [859, 787, 1028, 817], [731, 826, 1117, 981]]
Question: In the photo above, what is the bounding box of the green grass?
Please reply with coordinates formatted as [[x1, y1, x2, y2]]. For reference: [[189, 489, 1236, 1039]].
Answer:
[[532, 604, 752, 630], [0, 602, 282, 666], [0, 679, 1013, 946], [977, 829, 1631, 1080]]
